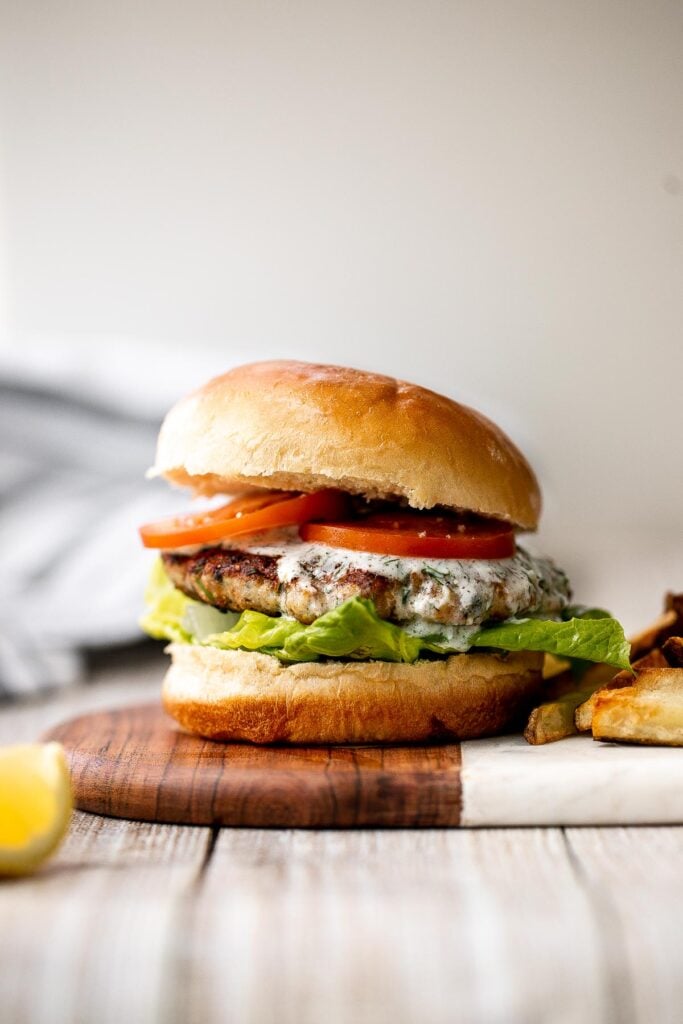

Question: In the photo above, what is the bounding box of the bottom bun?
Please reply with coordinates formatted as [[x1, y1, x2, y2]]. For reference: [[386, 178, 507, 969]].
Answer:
[[162, 643, 543, 744]]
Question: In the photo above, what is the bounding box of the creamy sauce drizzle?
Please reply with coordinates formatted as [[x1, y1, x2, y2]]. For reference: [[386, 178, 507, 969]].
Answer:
[[283, 542, 565, 622], [166, 528, 571, 631]]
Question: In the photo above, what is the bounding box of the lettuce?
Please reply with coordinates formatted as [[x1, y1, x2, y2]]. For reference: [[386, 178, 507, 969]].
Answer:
[[140, 558, 193, 643], [183, 601, 240, 640], [469, 615, 631, 668], [208, 598, 430, 663], [141, 560, 631, 670]]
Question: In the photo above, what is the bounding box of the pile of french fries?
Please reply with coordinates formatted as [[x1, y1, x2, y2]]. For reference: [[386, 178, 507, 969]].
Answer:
[[524, 593, 683, 746]]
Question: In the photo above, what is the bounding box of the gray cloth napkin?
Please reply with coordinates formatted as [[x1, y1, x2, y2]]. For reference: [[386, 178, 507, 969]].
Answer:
[[0, 379, 186, 699]]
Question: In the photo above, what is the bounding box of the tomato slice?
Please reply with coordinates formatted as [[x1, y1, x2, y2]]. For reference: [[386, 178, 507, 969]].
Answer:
[[300, 512, 515, 559], [139, 489, 350, 549]]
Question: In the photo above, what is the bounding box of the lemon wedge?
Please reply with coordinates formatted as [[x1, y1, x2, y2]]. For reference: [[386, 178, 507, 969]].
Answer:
[[0, 742, 73, 876]]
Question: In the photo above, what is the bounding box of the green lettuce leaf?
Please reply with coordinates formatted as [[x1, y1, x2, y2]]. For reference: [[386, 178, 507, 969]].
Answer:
[[139, 558, 193, 643], [183, 601, 240, 640], [469, 616, 631, 669], [206, 597, 428, 663], [208, 610, 306, 659], [141, 560, 630, 669]]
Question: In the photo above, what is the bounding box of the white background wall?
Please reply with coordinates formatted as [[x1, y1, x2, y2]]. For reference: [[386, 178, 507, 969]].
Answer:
[[0, 0, 681, 629]]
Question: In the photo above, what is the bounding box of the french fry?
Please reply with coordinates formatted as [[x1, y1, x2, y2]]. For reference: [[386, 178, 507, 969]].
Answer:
[[574, 671, 635, 732], [591, 668, 683, 746], [574, 649, 667, 732], [575, 599, 683, 734], [524, 662, 615, 744], [576, 689, 609, 732], [611, 646, 668, 685], [527, 594, 683, 744], [662, 636, 683, 668], [629, 593, 683, 660], [629, 609, 677, 660], [542, 653, 571, 680], [575, 691, 599, 733], [525, 687, 597, 744]]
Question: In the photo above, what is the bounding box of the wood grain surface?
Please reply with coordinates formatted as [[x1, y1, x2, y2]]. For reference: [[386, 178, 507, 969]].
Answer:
[[5, 655, 683, 1023], [44, 702, 463, 827]]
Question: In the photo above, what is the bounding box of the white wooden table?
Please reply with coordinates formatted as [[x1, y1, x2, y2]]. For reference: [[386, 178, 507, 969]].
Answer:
[[2, 647, 683, 1024]]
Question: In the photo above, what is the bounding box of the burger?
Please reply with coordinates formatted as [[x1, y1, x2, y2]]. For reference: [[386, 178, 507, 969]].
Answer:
[[139, 360, 629, 744]]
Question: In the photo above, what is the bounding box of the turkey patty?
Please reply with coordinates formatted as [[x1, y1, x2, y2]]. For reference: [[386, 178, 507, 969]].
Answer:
[[161, 538, 570, 628]]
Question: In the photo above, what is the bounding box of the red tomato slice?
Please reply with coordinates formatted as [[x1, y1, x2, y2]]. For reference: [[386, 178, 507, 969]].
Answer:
[[139, 489, 350, 549], [300, 512, 515, 559]]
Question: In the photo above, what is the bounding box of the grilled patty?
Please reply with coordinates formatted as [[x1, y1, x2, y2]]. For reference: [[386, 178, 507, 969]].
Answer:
[[162, 540, 570, 627]]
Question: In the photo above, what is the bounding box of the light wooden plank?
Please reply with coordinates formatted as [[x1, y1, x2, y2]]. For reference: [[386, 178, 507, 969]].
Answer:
[[0, 811, 210, 1024], [180, 828, 607, 1024], [6, 821, 681, 1024], [566, 826, 683, 1024]]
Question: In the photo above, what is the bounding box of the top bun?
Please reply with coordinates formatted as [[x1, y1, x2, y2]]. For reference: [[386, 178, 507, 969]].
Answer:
[[150, 360, 541, 529]]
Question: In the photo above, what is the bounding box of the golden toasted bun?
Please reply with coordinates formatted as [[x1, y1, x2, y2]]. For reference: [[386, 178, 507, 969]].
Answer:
[[162, 643, 544, 744], [151, 360, 541, 529]]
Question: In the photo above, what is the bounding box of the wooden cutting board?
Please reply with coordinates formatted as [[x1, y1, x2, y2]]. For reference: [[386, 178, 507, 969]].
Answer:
[[44, 703, 462, 827], [44, 702, 683, 828]]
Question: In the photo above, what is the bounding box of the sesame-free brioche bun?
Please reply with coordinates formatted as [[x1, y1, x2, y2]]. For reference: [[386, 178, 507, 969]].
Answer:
[[162, 643, 543, 744], [151, 360, 541, 530]]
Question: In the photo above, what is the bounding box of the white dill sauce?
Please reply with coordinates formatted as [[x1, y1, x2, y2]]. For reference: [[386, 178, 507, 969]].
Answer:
[[223, 531, 571, 631]]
